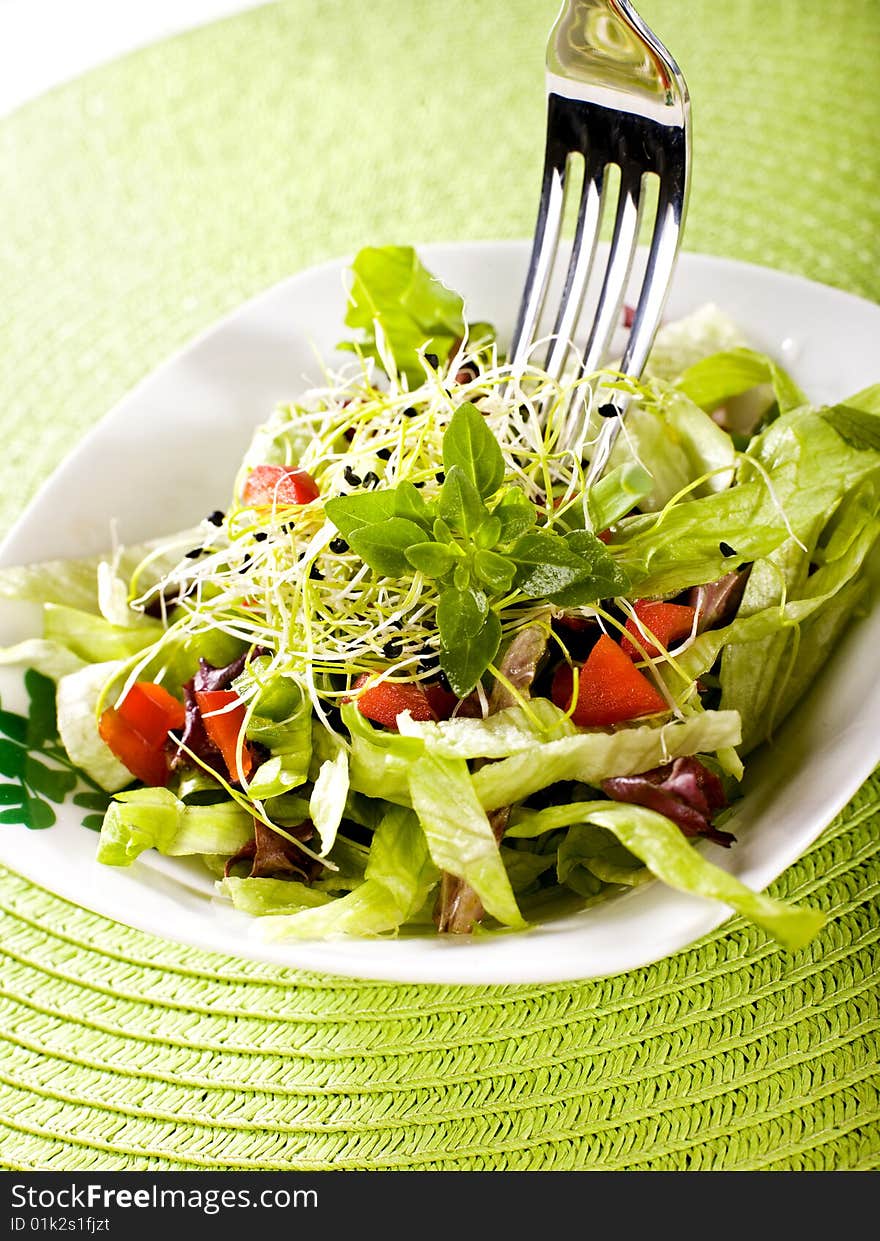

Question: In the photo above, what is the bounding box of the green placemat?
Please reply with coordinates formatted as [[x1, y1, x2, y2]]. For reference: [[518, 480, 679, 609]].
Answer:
[[1, 0, 878, 1170]]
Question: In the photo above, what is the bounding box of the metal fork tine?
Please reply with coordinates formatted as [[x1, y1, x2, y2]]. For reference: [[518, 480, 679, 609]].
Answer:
[[582, 177, 684, 484], [543, 154, 606, 383], [508, 145, 567, 373], [557, 167, 645, 452], [619, 180, 684, 379], [580, 168, 645, 378]]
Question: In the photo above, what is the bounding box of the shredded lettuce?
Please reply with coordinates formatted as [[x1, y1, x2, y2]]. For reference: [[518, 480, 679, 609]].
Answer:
[[408, 752, 524, 929], [510, 799, 823, 949], [97, 786, 253, 866], [260, 804, 438, 939], [473, 711, 742, 812]]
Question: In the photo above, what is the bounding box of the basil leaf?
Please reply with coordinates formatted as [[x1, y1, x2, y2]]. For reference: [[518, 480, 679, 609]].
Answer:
[[443, 403, 505, 498], [440, 611, 502, 696], [509, 531, 598, 598], [473, 549, 516, 592], [493, 488, 537, 543], [439, 465, 488, 535], [405, 542, 458, 577], [394, 481, 435, 530], [550, 531, 631, 604], [474, 515, 502, 549], [348, 518, 426, 577], [437, 586, 488, 642], [325, 490, 397, 539]]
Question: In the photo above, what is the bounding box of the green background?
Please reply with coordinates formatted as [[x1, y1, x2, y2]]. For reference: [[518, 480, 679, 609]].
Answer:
[[0, 0, 878, 1168]]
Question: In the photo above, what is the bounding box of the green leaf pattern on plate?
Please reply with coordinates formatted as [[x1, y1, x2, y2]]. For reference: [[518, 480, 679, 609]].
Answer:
[[0, 668, 112, 830]]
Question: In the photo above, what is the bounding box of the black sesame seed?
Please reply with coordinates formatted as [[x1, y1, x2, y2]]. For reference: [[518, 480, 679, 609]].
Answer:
[[309, 564, 324, 581], [597, 402, 619, 419], [239, 554, 253, 573], [253, 531, 268, 542], [343, 465, 362, 486], [206, 510, 225, 526], [424, 353, 439, 368], [383, 638, 403, 660], [376, 447, 392, 461], [414, 480, 426, 489], [329, 536, 349, 553], [435, 470, 446, 484], [185, 547, 204, 559], [362, 471, 380, 489], [403, 406, 418, 418], [719, 541, 737, 557], [280, 522, 295, 534]]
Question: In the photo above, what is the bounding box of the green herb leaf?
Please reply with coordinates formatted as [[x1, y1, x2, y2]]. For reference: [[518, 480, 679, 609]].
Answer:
[[474, 515, 502, 549], [439, 465, 488, 536], [549, 531, 631, 605], [324, 489, 397, 539], [493, 488, 537, 543], [348, 517, 426, 577], [440, 610, 502, 696], [437, 586, 488, 642], [432, 516, 455, 545], [393, 481, 435, 530], [472, 548, 516, 592], [25, 670, 59, 748], [509, 531, 600, 599], [405, 542, 458, 577], [443, 403, 505, 499]]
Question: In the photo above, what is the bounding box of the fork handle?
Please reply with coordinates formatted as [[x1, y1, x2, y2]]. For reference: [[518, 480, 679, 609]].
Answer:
[[547, 1, 687, 123]]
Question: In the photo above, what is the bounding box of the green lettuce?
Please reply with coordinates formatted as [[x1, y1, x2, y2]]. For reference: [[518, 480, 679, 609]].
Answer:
[[472, 711, 741, 812], [97, 786, 253, 866], [510, 800, 824, 949], [408, 752, 524, 928], [676, 347, 806, 415], [220, 875, 332, 915], [395, 699, 575, 759], [340, 245, 479, 386], [261, 804, 438, 939]]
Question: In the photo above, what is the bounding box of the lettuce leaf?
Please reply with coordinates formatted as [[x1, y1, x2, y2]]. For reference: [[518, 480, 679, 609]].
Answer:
[[408, 752, 524, 928], [308, 738, 349, 856], [55, 660, 131, 791], [676, 347, 806, 415], [608, 387, 737, 512], [219, 875, 333, 915], [260, 805, 438, 939], [472, 711, 741, 812], [510, 799, 823, 949], [339, 245, 471, 386], [395, 699, 575, 759], [97, 786, 253, 866]]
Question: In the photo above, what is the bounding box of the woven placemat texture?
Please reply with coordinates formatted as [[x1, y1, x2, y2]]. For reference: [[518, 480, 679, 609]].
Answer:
[[1, 0, 879, 1170]]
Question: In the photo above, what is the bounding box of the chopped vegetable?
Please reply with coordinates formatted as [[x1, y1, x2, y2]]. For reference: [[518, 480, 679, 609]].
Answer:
[[621, 600, 696, 660], [552, 634, 669, 727]]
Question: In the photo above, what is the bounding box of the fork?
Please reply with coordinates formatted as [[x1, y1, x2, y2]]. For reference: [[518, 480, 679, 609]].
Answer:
[[510, 0, 690, 481]]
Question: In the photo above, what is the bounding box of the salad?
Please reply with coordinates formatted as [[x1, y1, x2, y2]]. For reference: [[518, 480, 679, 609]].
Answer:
[[2, 244, 879, 949]]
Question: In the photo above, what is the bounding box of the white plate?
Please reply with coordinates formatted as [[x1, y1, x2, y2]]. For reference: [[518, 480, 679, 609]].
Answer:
[[1, 243, 878, 984]]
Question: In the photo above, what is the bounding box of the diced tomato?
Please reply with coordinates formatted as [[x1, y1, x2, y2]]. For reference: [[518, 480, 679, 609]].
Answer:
[[597, 528, 612, 545], [116, 682, 185, 748], [194, 689, 255, 782], [423, 683, 459, 720], [241, 465, 320, 508], [350, 674, 438, 731], [623, 304, 636, 328], [551, 634, 668, 727], [98, 681, 185, 786], [621, 600, 696, 661]]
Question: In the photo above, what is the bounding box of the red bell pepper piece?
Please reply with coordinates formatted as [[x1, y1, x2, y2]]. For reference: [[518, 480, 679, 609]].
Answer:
[[621, 600, 696, 660], [98, 681, 185, 786], [552, 633, 668, 727], [351, 674, 438, 731], [241, 465, 320, 507], [194, 689, 255, 782]]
